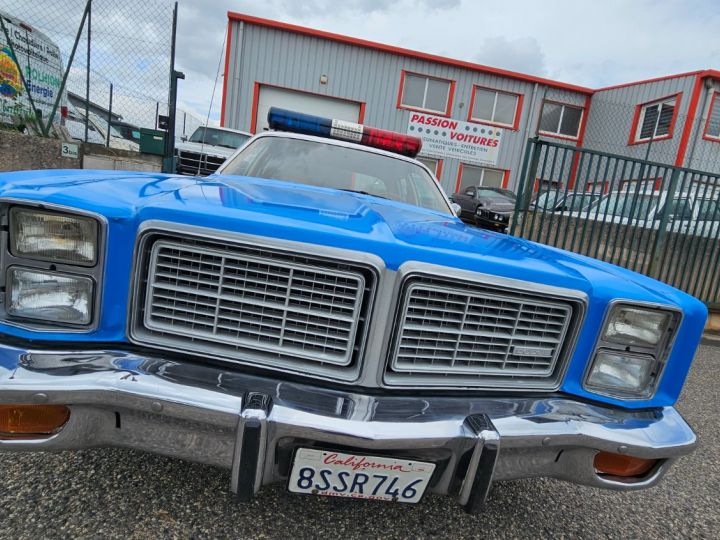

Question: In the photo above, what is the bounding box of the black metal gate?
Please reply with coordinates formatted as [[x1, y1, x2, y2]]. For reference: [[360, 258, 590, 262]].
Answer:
[[511, 138, 720, 307]]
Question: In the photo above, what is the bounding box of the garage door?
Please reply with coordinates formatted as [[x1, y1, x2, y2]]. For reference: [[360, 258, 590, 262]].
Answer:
[[254, 86, 362, 132]]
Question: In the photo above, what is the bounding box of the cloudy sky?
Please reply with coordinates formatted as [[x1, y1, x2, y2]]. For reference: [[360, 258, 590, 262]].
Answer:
[[175, 0, 719, 125]]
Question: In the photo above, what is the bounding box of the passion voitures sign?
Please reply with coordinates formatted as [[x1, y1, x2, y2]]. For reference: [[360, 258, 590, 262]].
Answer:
[[406, 112, 503, 166]]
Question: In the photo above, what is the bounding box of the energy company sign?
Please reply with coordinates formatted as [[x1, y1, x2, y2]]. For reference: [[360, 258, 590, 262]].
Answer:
[[406, 113, 503, 166]]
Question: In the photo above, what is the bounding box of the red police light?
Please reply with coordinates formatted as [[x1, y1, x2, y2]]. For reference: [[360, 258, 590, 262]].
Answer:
[[268, 108, 422, 157]]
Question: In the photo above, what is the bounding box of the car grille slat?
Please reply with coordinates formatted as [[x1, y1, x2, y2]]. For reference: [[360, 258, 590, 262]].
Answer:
[[386, 277, 580, 388], [133, 235, 377, 379]]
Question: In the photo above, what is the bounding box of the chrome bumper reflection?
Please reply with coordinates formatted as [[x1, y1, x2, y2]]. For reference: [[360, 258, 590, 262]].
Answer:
[[0, 344, 696, 512]]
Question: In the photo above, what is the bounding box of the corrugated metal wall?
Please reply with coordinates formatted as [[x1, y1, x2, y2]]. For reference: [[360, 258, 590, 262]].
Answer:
[[223, 21, 590, 195], [582, 76, 697, 166], [685, 82, 720, 173]]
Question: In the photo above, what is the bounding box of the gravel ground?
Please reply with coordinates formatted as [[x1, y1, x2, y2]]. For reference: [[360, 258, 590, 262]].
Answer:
[[0, 343, 718, 539]]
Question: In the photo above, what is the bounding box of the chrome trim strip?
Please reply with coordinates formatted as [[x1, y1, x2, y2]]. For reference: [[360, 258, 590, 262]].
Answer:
[[0, 346, 696, 504]]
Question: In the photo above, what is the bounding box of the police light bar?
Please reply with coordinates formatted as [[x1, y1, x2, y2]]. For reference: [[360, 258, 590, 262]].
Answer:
[[267, 107, 422, 158]]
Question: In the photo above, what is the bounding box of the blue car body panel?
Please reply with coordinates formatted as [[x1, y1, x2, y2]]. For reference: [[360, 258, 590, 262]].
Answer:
[[0, 168, 707, 409]]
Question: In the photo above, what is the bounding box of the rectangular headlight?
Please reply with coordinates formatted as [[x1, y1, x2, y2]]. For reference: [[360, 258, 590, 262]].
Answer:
[[10, 207, 98, 266], [603, 305, 672, 348], [585, 351, 658, 399], [7, 268, 93, 325]]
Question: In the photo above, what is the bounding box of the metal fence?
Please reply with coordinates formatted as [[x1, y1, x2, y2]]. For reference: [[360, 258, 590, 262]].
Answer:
[[511, 138, 720, 307], [0, 0, 200, 144]]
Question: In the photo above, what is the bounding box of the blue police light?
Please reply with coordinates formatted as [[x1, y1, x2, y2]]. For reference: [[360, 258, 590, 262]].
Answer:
[[267, 107, 422, 157]]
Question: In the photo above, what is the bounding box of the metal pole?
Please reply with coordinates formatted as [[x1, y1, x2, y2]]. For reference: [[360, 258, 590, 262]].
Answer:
[[155, 102, 159, 129], [183, 111, 186, 136], [84, 0, 92, 143], [106, 83, 113, 148], [163, 1, 179, 172], [40, 0, 91, 136]]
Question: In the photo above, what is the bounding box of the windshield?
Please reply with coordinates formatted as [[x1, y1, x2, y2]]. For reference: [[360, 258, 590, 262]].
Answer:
[[221, 136, 452, 215], [533, 191, 560, 209], [190, 127, 250, 149], [698, 199, 720, 221], [594, 193, 659, 218], [476, 188, 514, 200]]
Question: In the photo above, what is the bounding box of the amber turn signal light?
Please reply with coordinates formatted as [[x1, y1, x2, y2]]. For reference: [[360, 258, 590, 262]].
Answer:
[[0, 404, 70, 439], [594, 451, 658, 477]]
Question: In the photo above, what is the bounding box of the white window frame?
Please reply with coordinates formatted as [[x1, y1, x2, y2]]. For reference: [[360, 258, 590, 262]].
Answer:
[[400, 72, 452, 115], [460, 164, 505, 189], [704, 90, 720, 141], [634, 96, 677, 143], [538, 101, 583, 139], [470, 87, 520, 128]]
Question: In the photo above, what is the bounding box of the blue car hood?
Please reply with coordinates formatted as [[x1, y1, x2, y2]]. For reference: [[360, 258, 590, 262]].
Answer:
[[0, 169, 696, 307]]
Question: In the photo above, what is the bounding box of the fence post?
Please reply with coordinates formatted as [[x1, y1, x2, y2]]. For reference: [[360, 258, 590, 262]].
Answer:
[[84, 0, 92, 143], [648, 168, 681, 278], [514, 138, 543, 238], [106, 83, 113, 147]]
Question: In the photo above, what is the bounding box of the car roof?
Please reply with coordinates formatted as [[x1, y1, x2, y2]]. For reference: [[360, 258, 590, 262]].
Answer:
[[199, 125, 252, 136]]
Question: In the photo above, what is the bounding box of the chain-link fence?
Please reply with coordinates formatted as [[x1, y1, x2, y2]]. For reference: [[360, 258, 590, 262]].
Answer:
[[0, 0, 201, 149], [580, 93, 720, 175]]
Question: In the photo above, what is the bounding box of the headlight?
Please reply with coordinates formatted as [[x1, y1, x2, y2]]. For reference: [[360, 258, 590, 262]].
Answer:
[[603, 305, 671, 347], [7, 268, 93, 325], [585, 351, 657, 398], [10, 207, 98, 266], [584, 303, 680, 400]]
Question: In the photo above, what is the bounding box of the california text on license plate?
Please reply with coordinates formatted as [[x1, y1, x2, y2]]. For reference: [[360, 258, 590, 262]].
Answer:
[[288, 448, 436, 503]]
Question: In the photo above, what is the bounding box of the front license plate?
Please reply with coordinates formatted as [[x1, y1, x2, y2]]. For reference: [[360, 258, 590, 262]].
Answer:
[[288, 448, 435, 504]]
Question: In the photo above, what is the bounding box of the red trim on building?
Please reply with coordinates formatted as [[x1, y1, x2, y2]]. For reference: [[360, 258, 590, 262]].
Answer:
[[466, 85, 524, 130], [594, 70, 704, 93], [249, 82, 366, 134], [396, 70, 455, 117], [536, 99, 584, 142], [249, 82, 260, 133], [502, 170, 510, 189], [454, 163, 464, 194], [702, 90, 720, 142], [626, 92, 682, 146], [358, 102, 367, 124], [435, 159, 443, 181], [567, 95, 593, 189], [227, 12, 593, 95], [220, 21, 233, 127]]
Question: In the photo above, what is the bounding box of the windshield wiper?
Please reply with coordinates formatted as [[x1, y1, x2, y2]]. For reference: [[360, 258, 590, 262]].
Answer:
[[339, 189, 389, 200]]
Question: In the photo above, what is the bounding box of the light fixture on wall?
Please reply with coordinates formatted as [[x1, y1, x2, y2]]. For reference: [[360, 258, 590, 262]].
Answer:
[[320, 74, 328, 85]]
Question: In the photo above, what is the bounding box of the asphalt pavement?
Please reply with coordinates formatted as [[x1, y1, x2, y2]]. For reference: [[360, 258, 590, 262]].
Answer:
[[0, 343, 718, 539]]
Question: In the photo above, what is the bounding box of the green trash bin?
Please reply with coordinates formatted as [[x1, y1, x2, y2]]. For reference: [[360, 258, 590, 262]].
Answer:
[[139, 128, 165, 155]]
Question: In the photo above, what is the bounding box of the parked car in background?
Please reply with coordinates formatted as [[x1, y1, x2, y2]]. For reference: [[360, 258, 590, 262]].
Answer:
[[532, 191, 600, 213], [0, 108, 706, 513], [175, 125, 252, 175], [569, 189, 697, 234], [450, 186, 515, 232]]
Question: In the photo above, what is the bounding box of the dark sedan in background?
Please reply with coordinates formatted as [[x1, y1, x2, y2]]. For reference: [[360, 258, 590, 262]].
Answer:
[[450, 186, 516, 232]]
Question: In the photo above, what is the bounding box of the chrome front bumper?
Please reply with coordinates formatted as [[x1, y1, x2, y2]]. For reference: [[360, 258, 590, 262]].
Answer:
[[0, 343, 697, 512]]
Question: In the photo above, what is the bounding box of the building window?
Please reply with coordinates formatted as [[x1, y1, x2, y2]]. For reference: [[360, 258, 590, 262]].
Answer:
[[399, 72, 453, 115], [538, 101, 583, 139], [704, 91, 720, 141], [456, 164, 505, 192], [632, 95, 678, 143], [417, 156, 442, 178], [470, 87, 521, 128]]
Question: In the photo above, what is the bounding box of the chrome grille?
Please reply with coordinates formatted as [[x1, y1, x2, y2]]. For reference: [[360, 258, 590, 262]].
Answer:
[[177, 151, 226, 175], [133, 233, 376, 381], [386, 276, 579, 388]]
